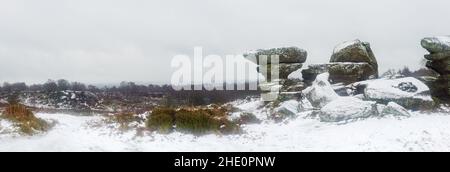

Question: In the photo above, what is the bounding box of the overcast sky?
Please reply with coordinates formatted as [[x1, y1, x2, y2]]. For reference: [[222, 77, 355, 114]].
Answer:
[[1, 0, 449, 84]]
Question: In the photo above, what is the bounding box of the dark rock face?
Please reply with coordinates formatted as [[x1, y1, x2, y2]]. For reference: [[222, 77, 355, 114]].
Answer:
[[330, 39, 379, 77], [421, 36, 450, 102], [396, 82, 418, 93], [258, 63, 303, 80], [302, 62, 376, 85]]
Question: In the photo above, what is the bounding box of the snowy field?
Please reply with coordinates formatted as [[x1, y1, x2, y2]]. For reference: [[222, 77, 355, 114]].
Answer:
[[1, 110, 450, 152]]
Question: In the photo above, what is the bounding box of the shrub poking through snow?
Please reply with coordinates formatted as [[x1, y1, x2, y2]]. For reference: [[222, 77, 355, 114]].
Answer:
[[146, 108, 176, 133], [1, 104, 49, 135], [146, 106, 239, 135], [175, 110, 219, 134]]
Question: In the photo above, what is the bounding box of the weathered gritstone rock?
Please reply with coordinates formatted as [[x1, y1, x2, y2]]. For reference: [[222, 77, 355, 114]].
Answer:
[[421, 36, 450, 54], [349, 77, 434, 110], [301, 39, 379, 86], [421, 36, 450, 101], [281, 79, 305, 92], [302, 62, 376, 85], [245, 47, 307, 102], [244, 47, 307, 64], [330, 39, 379, 77], [425, 51, 450, 61], [426, 58, 450, 75], [258, 63, 303, 80]]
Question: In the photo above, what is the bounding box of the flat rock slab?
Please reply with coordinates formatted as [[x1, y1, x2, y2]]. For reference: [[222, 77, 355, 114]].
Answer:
[[244, 47, 307, 64]]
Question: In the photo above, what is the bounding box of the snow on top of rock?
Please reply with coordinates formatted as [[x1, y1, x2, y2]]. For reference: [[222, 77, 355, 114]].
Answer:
[[319, 97, 378, 122], [276, 100, 300, 114], [315, 72, 331, 83], [287, 68, 303, 80], [421, 36, 450, 53], [383, 102, 411, 117], [361, 77, 432, 101], [423, 36, 450, 46], [333, 39, 363, 53], [303, 73, 340, 108]]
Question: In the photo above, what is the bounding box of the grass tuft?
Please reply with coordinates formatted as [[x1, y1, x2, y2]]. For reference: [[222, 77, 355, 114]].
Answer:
[[1, 104, 49, 135]]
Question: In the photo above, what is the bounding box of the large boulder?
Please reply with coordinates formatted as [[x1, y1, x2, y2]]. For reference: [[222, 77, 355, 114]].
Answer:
[[330, 39, 379, 77], [352, 77, 434, 110], [302, 73, 339, 108], [421, 36, 450, 102], [245, 47, 307, 64], [319, 97, 378, 122], [421, 36, 450, 54], [302, 62, 376, 85]]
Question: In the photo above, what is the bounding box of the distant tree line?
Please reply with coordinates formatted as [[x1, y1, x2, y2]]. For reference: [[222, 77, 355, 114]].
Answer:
[[381, 67, 439, 79], [0, 79, 172, 94], [0, 80, 261, 106]]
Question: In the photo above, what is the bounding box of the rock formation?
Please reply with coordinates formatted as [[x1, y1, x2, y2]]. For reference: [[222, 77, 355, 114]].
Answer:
[[348, 77, 434, 110], [304, 73, 417, 122], [302, 39, 379, 85], [421, 36, 450, 101], [244, 47, 307, 102]]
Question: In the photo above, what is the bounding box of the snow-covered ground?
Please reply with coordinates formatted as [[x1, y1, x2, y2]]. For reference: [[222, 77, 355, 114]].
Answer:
[[1, 109, 450, 152]]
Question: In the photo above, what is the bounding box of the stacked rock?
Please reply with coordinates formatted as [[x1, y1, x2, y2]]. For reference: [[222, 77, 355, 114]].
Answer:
[[421, 36, 450, 101], [302, 39, 379, 86], [244, 47, 307, 102]]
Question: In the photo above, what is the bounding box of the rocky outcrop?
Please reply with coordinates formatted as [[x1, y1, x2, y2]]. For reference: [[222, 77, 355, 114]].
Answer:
[[302, 62, 376, 85], [348, 77, 434, 110], [421, 36, 450, 101], [330, 39, 378, 77], [245, 47, 307, 102], [246, 47, 307, 64], [302, 39, 378, 85]]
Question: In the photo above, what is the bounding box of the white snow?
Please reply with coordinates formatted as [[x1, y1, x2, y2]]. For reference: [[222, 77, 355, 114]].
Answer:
[[360, 77, 432, 101], [319, 97, 377, 122], [287, 65, 304, 80], [1, 110, 450, 152], [303, 73, 339, 108]]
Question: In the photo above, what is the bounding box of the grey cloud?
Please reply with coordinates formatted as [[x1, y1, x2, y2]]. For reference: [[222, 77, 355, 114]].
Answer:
[[1, 0, 449, 84]]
